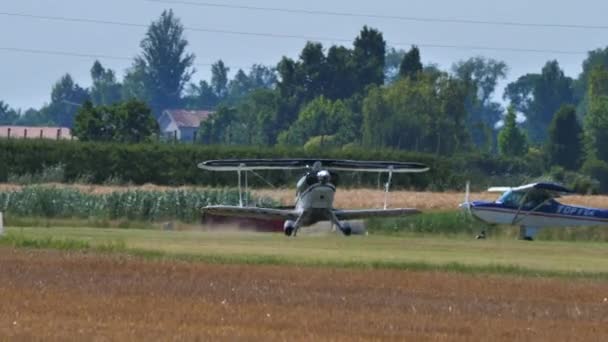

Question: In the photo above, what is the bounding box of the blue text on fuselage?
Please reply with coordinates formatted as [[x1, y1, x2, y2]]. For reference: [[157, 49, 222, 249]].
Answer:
[[556, 205, 596, 217]]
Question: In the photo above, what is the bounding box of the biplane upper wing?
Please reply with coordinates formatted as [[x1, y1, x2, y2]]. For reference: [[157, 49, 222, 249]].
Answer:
[[198, 159, 429, 173], [333, 208, 420, 220], [202, 205, 300, 221]]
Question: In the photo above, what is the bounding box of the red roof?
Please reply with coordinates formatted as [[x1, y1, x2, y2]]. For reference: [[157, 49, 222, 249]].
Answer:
[[0, 126, 72, 140], [165, 110, 213, 128]]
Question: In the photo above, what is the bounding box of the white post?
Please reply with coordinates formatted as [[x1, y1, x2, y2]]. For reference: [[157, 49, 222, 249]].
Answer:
[[0, 212, 4, 236]]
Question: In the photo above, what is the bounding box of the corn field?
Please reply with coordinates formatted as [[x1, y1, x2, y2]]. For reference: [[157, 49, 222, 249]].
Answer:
[[0, 186, 275, 222]]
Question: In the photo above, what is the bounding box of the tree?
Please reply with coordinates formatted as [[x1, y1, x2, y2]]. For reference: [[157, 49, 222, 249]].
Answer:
[[498, 107, 528, 157], [90, 61, 122, 106], [46, 74, 90, 127], [130, 10, 195, 116], [584, 67, 608, 163], [527, 61, 574, 143], [353, 26, 386, 88], [453, 57, 508, 150], [73, 100, 158, 143], [277, 96, 356, 147], [546, 104, 582, 170], [574, 47, 608, 114], [211, 60, 230, 100], [384, 47, 406, 83], [399, 46, 422, 79], [0, 101, 18, 124], [362, 73, 470, 155]]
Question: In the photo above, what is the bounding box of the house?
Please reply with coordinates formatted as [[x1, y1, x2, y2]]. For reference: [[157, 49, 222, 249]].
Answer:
[[158, 110, 213, 142], [0, 126, 72, 140]]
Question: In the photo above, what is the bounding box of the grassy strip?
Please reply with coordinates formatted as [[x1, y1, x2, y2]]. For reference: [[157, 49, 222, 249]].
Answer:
[[1, 232, 606, 280]]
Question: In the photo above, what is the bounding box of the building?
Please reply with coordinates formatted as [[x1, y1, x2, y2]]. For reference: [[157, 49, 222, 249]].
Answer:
[[0, 126, 72, 140], [158, 110, 213, 142]]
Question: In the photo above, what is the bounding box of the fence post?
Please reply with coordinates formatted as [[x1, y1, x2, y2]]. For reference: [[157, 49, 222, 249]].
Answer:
[[0, 212, 4, 236], [24, 128, 27, 139], [7, 128, 10, 139], [57, 128, 61, 140], [40, 129, 43, 139]]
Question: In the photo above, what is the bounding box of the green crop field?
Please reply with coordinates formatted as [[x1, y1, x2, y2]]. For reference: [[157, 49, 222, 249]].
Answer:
[[3, 226, 608, 277]]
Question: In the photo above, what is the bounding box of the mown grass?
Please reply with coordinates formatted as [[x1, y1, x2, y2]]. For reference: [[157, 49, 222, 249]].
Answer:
[[2, 227, 608, 280]]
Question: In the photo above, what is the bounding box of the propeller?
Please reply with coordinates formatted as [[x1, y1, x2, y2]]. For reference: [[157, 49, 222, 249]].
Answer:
[[459, 181, 473, 217]]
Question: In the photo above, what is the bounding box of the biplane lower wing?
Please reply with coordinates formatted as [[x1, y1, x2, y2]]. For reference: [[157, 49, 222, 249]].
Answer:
[[334, 208, 420, 220], [202, 206, 300, 221]]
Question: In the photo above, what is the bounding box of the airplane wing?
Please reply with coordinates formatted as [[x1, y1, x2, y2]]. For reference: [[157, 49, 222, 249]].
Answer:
[[199, 159, 429, 173], [333, 208, 420, 220], [202, 205, 300, 221]]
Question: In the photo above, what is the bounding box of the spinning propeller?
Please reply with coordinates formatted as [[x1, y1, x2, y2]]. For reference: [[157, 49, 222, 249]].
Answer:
[[459, 181, 473, 218]]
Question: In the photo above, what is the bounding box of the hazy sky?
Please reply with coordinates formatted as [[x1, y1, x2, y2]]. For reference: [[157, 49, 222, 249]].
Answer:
[[2, 0, 608, 110]]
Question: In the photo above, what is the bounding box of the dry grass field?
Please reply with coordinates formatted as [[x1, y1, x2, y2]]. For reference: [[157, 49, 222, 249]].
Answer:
[[3, 183, 608, 210], [0, 247, 607, 341]]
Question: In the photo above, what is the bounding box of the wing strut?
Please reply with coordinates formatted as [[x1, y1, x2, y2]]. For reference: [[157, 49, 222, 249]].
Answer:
[[237, 163, 244, 207], [383, 166, 394, 210]]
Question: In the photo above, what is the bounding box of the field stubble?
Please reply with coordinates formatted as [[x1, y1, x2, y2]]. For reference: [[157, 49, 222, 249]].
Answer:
[[0, 248, 607, 341]]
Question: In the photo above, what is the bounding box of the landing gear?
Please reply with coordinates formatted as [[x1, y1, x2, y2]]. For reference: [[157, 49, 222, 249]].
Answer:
[[519, 226, 538, 241], [329, 212, 351, 237], [283, 220, 295, 237], [340, 222, 352, 236]]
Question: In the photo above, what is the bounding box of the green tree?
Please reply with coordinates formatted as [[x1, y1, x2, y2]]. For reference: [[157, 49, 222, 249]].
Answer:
[[353, 26, 386, 88], [90, 61, 122, 106], [277, 96, 356, 147], [211, 60, 230, 100], [498, 107, 528, 157], [546, 104, 582, 170], [0, 101, 18, 124], [46, 73, 90, 127], [453, 57, 508, 150], [73, 100, 158, 143], [584, 67, 608, 162], [528, 61, 574, 143], [384, 47, 406, 83], [127, 10, 195, 116], [362, 73, 469, 155], [574, 47, 608, 114], [399, 46, 422, 79]]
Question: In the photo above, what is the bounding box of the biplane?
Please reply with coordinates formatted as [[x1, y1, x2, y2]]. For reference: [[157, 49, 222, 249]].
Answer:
[[198, 159, 429, 236], [460, 182, 608, 240]]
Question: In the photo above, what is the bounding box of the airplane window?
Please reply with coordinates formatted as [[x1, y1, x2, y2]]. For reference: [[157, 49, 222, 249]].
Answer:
[[522, 191, 552, 210], [498, 190, 553, 210], [497, 191, 525, 208]]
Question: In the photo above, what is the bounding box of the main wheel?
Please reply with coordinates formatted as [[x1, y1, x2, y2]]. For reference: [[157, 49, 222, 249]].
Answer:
[[284, 226, 294, 236], [341, 223, 352, 236]]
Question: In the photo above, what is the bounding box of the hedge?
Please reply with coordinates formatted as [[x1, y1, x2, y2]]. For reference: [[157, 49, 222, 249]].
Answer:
[[0, 139, 542, 190]]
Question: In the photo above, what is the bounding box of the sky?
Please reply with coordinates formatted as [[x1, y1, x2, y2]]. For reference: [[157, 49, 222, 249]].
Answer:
[[1, 0, 608, 110]]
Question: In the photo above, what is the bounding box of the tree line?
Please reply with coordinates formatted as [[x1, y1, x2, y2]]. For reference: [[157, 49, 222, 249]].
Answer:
[[2, 10, 608, 189]]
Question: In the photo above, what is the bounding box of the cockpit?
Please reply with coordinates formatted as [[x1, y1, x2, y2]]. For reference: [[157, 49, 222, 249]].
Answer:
[[496, 190, 555, 210], [296, 170, 339, 196]]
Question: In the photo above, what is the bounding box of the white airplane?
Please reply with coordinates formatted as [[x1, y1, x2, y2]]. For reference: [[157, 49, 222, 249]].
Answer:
[[460, 182, 608, 240], [198, 159, 429, 236]]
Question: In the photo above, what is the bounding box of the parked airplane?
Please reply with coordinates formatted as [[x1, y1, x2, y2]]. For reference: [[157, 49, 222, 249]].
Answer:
[[198, 159, 429, 236], [460, 182, 608, 240]]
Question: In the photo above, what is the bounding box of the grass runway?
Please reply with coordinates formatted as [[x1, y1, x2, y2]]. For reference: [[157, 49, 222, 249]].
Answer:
[[3, 226, 608, 276]]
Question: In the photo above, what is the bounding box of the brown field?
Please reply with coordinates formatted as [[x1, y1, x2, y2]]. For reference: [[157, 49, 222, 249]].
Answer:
[[3, 183, 608, 210], [1, 248, 607, 341]]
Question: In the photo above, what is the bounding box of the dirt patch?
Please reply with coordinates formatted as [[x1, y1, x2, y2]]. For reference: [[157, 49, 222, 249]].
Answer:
[[0, 248, 606, 341]]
